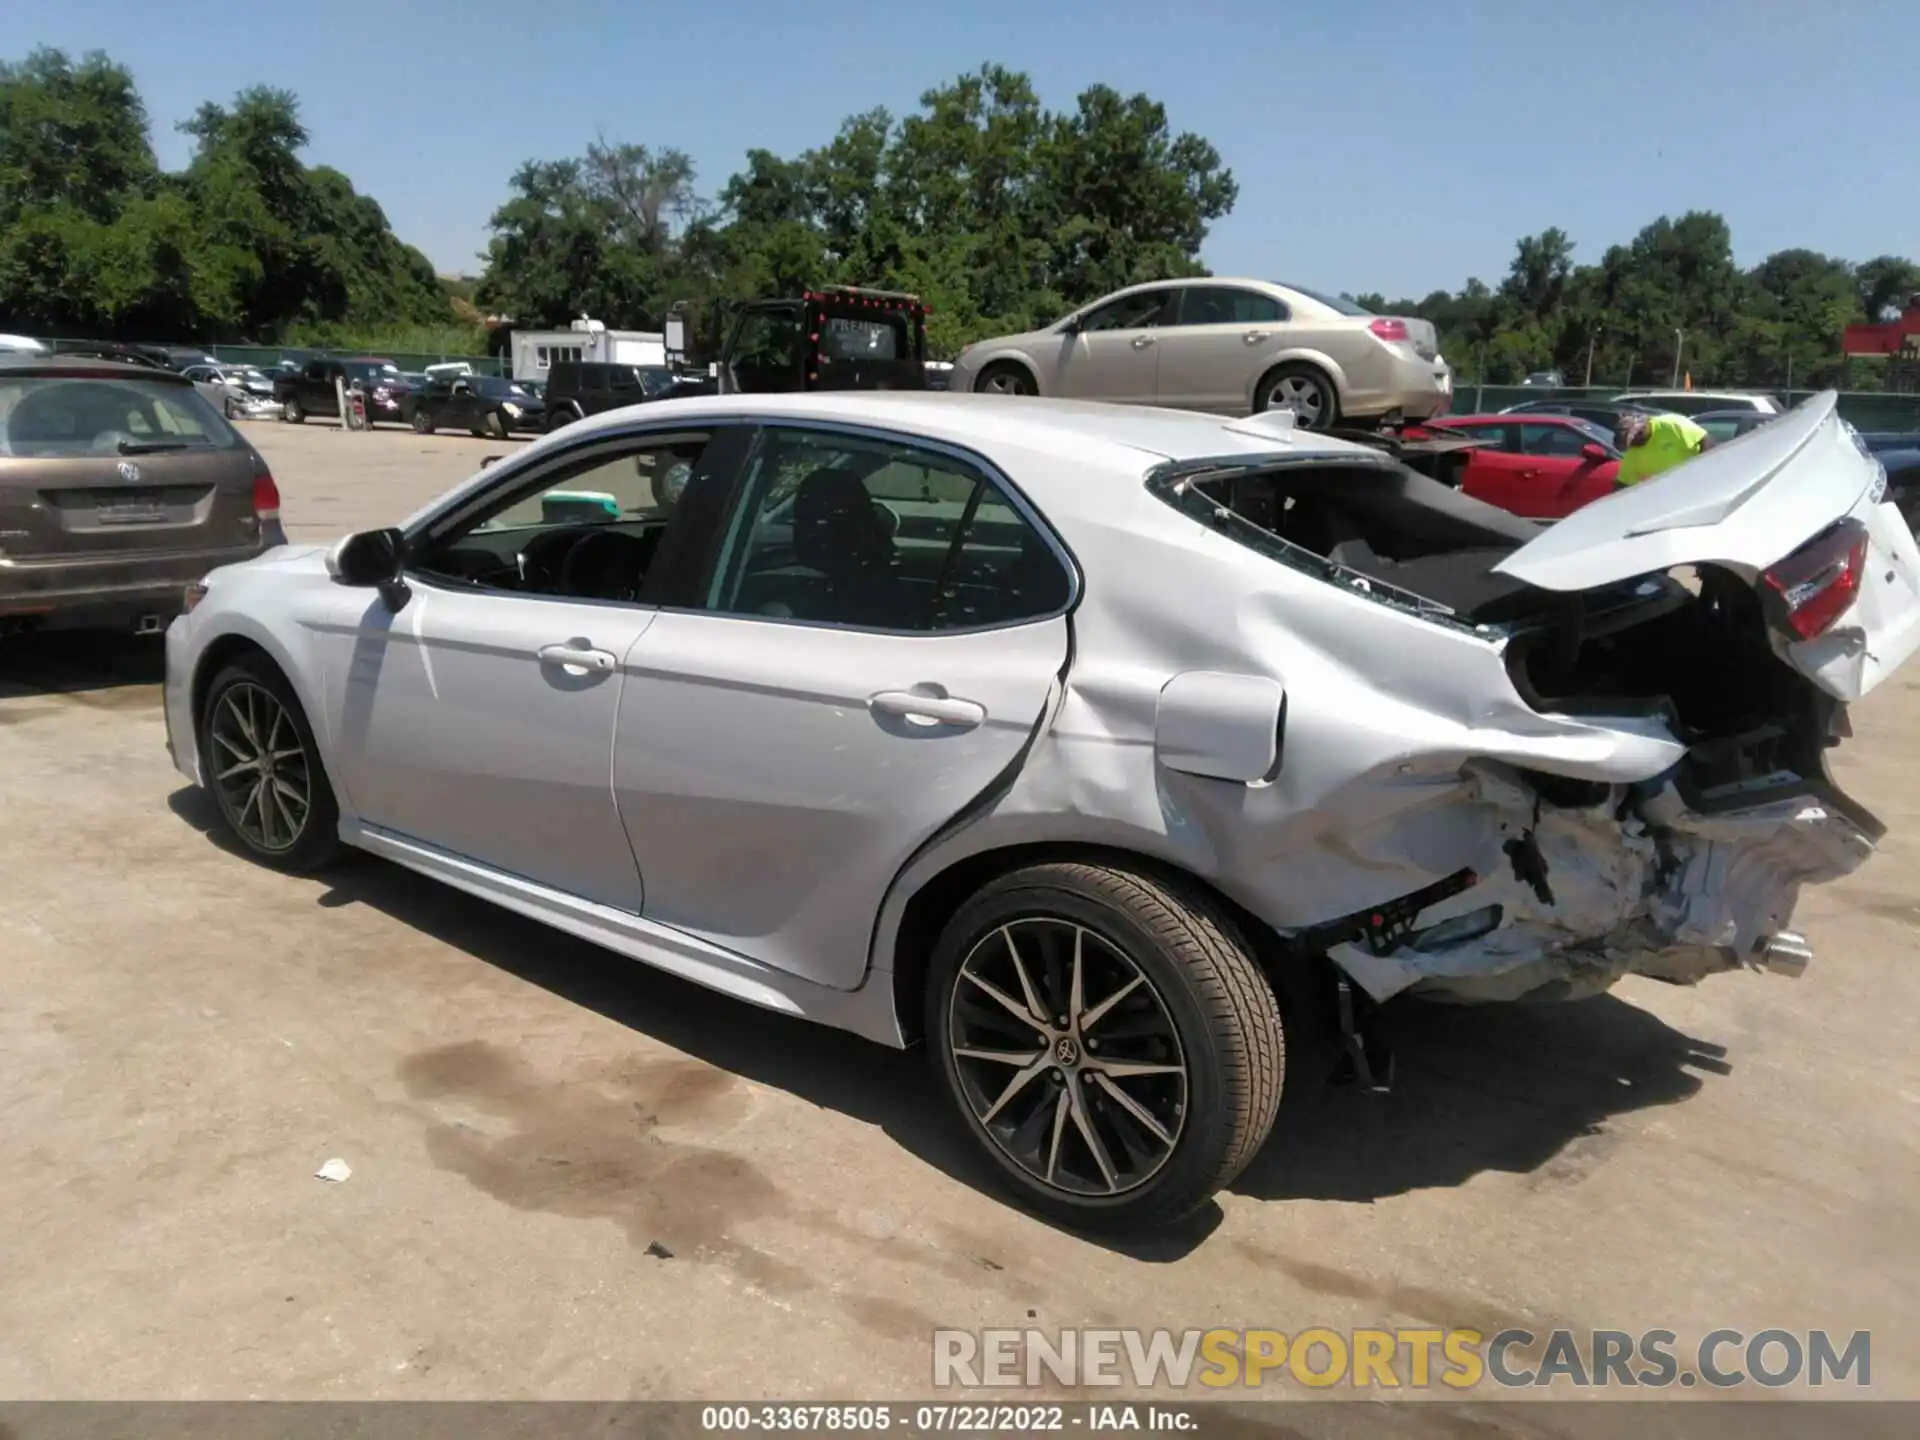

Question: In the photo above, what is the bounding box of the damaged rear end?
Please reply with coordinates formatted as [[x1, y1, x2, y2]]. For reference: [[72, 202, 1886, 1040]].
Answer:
[[1181, 393, 1920, 1005]]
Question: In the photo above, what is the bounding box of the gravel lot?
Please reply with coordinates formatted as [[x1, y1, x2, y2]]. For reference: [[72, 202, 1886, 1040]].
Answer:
[[2, 417, 1917, 1405]]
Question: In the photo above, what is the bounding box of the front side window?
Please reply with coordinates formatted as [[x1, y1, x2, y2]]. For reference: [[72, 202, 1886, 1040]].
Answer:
[[1078, 290, 1173, 333], [706, 427, 1071, 632], [409, 430, 724, 603], [1520, 423, 1597, 458]]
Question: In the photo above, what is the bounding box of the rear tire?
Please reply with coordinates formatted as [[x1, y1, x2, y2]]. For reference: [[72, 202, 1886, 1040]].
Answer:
[[1255, 363, 1339, 431], [926, 861, 1284, 1231], [975, 362, 1037, 397], [197, 654, 342, 874], [282, 398, 305, 424]]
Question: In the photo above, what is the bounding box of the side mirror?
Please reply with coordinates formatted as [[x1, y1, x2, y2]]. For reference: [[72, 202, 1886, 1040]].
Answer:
[[1059, 316, 1083, 337], [480, 454, 504, 469], [1582, 442, 1610, 461], [327, 527, 407, 587]]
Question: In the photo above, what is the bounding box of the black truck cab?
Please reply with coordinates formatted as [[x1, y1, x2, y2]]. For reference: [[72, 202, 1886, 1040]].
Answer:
[[712, 287, 929, 396]]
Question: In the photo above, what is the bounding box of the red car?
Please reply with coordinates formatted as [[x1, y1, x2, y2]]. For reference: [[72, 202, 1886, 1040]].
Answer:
[[1417, 413, 1621, 519]]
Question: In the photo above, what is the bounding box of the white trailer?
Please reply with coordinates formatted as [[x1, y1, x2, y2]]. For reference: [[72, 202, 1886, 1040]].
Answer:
[[509, 316, 665, 382]]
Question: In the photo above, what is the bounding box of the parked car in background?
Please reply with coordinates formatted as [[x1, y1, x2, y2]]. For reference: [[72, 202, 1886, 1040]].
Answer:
[[0, 356, 284, 637], [148, 344, 221, 372], [183, 363, 276, 417], [1418, 413, 1621, 518], [411, 374, 546, 437], [1611, 389, 1782, 417], [47, 340, 170, 370], [1499, 397, 1656, 430], [542, 361, 685, 431], [949, 279, 1452, 430], [1861, 430, 1920, 454], [1521, 370, 1565, 387], [274, 357, 412, 426], [1692, 409, 1777, 444], [0, 333, 48, 355], [163, 389, 1920, 1227]]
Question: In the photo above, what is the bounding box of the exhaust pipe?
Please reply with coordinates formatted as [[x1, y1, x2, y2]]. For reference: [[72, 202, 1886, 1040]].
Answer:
[[1754, 931, 1813, 978], [133, 613, 165, 635]]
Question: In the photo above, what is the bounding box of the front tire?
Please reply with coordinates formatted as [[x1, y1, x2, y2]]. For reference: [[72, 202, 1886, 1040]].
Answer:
[[974, 362, 1037, 397], [1256, 363, 1339, 431], [926, 862, 1284, 1230], [412, 408, 435, 434], [198, 655, 342, 874], [545, 407, 577, 433], [282, 398, 305, 424], [485, 410, 508, 439]]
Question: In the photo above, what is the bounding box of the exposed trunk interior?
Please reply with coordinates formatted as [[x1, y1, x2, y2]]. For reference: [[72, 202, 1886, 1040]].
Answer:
[[1182, 460, 1847, 817]]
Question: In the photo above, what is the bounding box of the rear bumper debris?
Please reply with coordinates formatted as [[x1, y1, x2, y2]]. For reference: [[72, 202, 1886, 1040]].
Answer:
[[1325, 763, 1872, 1004]]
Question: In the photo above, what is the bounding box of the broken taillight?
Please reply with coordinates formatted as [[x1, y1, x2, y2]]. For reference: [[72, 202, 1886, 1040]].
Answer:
[[1760, 518, 1868, 641]]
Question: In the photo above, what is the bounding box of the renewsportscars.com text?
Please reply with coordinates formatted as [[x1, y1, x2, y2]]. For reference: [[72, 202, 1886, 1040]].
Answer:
[[932, 1327, 1871, 1390]]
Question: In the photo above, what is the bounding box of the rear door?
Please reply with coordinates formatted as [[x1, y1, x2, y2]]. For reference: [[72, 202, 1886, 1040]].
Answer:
[[1433, 422, 1537, 514], [0, 372, 265, 566], [1498, 393, 1920, 701], [1153, 286, 1289, 414], [612, 422, 1075, 989]]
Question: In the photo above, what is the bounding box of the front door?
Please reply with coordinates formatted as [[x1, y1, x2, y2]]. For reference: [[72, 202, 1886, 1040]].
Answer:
[[1049, 288, 1173, 405], [613, 423, 1075, 989], [321, 423, 748, 910]]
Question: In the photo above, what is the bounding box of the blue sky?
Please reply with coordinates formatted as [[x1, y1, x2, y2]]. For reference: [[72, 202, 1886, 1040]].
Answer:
[[24, 0, 1918, 299]]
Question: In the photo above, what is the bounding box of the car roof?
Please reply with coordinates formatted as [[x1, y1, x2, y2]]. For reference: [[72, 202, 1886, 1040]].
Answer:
[[479, 391, 1386, 517], [0, 354, 191, 383]]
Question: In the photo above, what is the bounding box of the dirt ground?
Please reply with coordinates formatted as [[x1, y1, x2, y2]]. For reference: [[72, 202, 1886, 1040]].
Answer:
[[2, 416, 1917, 1406]]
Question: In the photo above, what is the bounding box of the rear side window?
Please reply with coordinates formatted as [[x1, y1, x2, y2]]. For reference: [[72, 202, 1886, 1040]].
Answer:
[[0, 376, 240, 457], [1176, 287, 1286, 325], [707, 427, 1072, 631]]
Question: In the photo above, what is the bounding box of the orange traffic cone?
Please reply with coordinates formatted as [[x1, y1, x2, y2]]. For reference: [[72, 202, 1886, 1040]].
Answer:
[[1684, 372, 1693, 390]]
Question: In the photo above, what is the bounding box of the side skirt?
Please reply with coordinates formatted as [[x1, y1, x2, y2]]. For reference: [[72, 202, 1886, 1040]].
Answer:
[[340, 820, 909, 1048]]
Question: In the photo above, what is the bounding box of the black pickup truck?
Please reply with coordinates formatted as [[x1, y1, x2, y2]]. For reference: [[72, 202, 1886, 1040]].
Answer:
[[274, 357, 413, 427]]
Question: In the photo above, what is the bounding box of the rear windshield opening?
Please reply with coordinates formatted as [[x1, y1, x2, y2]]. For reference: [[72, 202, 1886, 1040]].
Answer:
[[1168, 460, 1546, 623], [0, 375, 239, 458]]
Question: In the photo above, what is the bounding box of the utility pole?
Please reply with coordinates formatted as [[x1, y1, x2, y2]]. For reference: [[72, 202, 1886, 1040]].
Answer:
[[1671, 328, 1685, 388], [1583, 328, 1601, 389]]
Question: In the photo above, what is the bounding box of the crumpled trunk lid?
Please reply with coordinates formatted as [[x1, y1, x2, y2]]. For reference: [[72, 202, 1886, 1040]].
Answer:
[[1495, 392, 1920, 702]]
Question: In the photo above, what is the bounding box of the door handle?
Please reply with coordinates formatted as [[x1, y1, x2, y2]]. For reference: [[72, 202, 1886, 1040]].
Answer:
[[869, 689, 987, 729], [537, 641, 617, 673], [1243, 331, 1269, 343], [1130, 335, 1156, 350]]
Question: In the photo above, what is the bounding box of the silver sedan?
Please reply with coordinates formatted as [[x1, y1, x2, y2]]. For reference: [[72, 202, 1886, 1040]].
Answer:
[[163, 390, 1919, 1227]]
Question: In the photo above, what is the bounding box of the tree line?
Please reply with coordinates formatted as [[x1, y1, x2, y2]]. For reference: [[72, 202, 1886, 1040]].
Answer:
[[4, 46, 1913, 390]]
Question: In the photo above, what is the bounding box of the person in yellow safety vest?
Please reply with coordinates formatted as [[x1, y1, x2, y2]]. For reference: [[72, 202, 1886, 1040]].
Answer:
[[1612, 411, 1713, 487]]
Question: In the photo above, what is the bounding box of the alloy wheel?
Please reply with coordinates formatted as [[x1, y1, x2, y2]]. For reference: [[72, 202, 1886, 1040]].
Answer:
[[208, 682, 313, 853], [980, 369, 1031, 397], [948, 917, 1188, 1197]]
